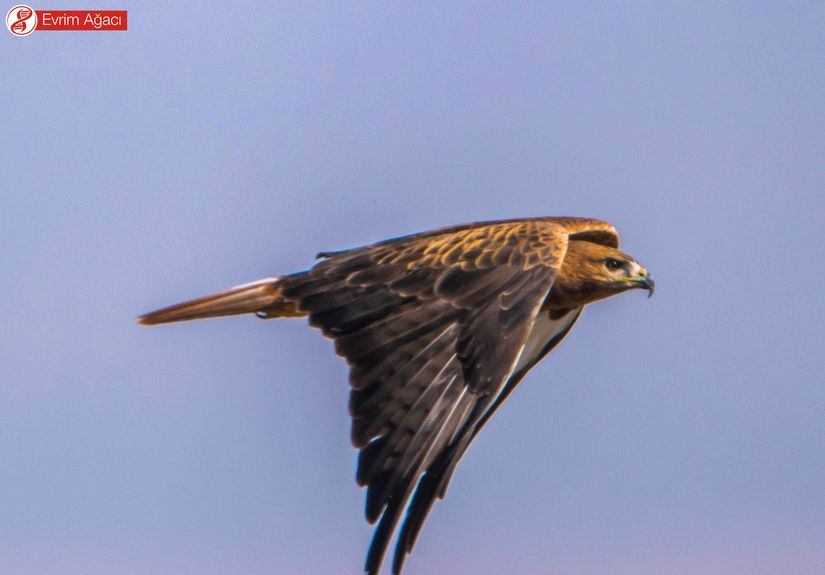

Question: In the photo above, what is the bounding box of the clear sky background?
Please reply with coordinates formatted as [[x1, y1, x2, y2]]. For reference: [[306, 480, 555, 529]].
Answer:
[[2, 3, 824, 574]]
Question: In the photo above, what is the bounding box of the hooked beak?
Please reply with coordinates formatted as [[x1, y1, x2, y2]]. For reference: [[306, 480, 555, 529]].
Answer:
[[634, 269, 655, 298]]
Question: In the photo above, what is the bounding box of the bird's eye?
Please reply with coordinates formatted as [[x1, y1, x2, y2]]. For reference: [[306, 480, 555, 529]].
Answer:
[[605, 258, 623, 270]]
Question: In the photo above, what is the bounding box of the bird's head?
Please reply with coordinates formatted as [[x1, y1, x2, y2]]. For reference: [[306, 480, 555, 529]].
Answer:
[[547, 240, 655, 309]]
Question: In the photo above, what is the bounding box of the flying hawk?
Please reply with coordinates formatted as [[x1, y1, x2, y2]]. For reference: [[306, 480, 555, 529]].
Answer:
[[139, 217, 654, 574]]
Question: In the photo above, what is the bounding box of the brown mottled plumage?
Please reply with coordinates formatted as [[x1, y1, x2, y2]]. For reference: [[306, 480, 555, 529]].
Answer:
[[138, 217, 654, 575]]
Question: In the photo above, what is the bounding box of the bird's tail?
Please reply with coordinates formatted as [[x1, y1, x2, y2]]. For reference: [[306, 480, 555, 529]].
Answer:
[[138, 277, 306, 326]]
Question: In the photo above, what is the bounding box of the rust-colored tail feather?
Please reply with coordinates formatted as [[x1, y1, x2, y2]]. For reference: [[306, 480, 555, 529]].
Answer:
[[138, 277, 305, 325]]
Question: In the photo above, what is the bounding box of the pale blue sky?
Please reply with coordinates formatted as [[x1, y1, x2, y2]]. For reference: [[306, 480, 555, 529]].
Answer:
[[2, 2, 824, 574]]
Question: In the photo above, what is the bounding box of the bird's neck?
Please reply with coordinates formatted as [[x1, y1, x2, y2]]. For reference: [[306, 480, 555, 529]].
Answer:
[[544, 279, 618, 310]]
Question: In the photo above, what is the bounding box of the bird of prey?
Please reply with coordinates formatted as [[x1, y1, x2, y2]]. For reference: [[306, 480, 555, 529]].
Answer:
[[139, 216, 654, 575]]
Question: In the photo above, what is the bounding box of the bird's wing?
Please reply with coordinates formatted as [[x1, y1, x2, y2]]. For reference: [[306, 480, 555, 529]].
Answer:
[[550, 216, 619, 248], [278, 217, 616, 574]]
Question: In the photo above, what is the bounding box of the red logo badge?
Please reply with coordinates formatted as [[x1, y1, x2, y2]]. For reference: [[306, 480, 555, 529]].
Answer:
[[5, 5, 127, 34]]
